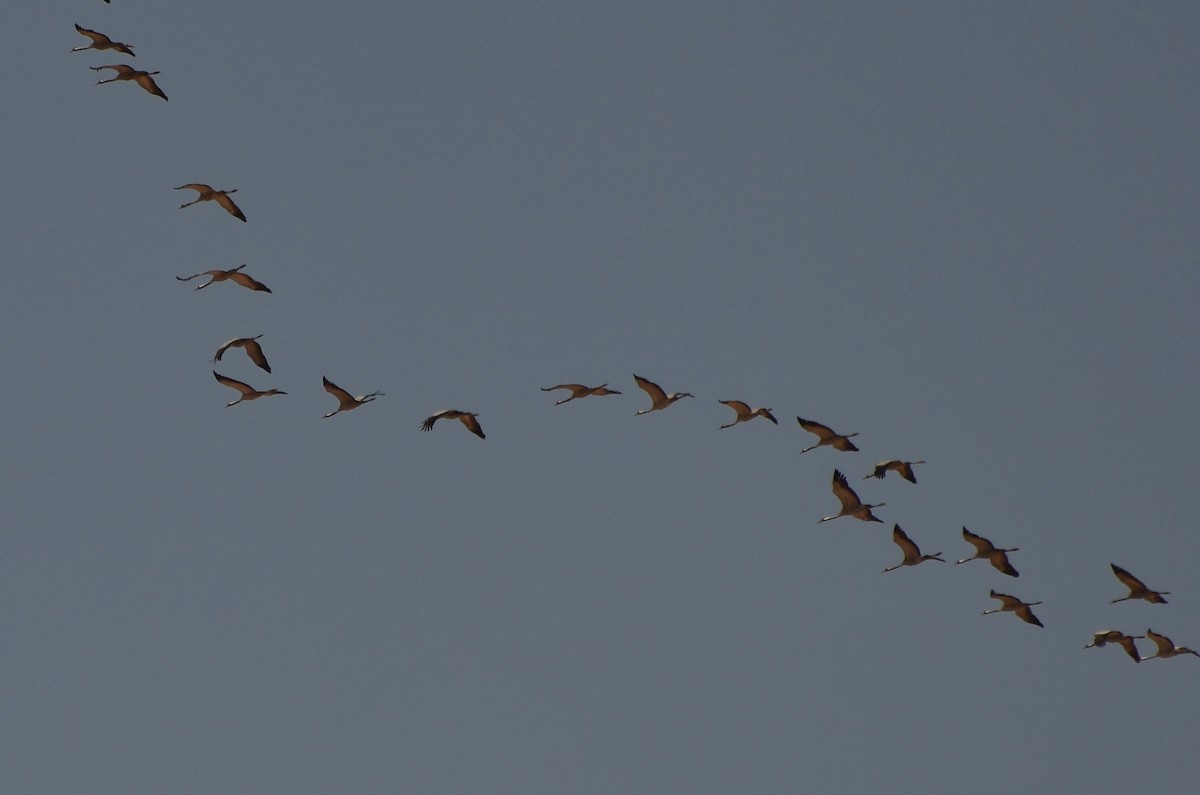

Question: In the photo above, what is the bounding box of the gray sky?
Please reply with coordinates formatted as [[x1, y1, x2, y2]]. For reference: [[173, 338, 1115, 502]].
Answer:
[[4, 2, 1198, 792]]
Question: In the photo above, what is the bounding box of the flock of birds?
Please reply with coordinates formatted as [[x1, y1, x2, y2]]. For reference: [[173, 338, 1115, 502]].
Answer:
[[71, 7, 1194, 668]]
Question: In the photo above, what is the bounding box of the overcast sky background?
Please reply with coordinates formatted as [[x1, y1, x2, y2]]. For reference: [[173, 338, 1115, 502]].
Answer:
[[3, 2, 1198, 792]]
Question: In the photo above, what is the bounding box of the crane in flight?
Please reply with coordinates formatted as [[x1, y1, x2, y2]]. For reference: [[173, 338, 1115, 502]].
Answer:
[[718, 401, 777, 429], [955, 528, 1020, 577], [982, 590, 1043, 627], [1109, 564, 1169, 604], [541, 384, 621, 405], [818, 470, 884, 524], [212, 335, 271, 373], [90, 64, 167, 100], [72, 24, 134, 56], [322, 377, 383, 418], [212, 371, 285, 407], [176, 264, 270, 293], [796, 417, 858, 453], [864, 459, 925, 483], [421, 410, 486, 439], [632, 374, 692, 415], [1144, 629, 1199, 660], [175, 184, 246, 222], [882, 525, 944, 572], [1084, 630, 1143, 663]]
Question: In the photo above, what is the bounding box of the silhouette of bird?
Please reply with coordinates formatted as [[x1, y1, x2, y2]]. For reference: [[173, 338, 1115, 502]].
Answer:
[[633, 374, 692, 415], [176, 264, 270, 293], [322, 377, 383, 418], [175, 184, 246, 222], [212, 371, 285, 407], [1144, 629, 1199, 660], [1085, 630, 1143, 663], [864, 459, 925, 483], [1110, 564, 1169, 604], [90, 64, 167, 100], [955, 528, 1020, 577], [541, 384, 622, 405], [796, 417, 858, 453], [818, 469, 884, 523], [421, 409, 485, 439], [212, 335, 270, 373], [982, 590, 1043, 627], [718, 401, 778, 429], [882, 525, 944, 572], [73, 24, 134, 56]]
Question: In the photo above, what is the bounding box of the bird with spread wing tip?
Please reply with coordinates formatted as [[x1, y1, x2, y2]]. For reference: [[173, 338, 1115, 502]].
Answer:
[[818, 469, 884, 523], [1109, 564, 1169, 604], [1085, 630, 1143, 663], [718, 401, 777, 429], [175, 184, 246, 222], [864, 459, 925, 483], [882, 525, 944, 572], [212, 335, 270, 373], [322, 377, 383, 418], [90, 64, 167, 100], [983, 590, 1043, 627], [955, 528, 1020, 577], [73, 24, 134, 56], [632, 374, 692, 415], [176, 264, 270, 293], [1144, 629, 1199, 660], [796, 417, 858, 453], [421, 410, 485, 439], [212, 371, 285, 407], [541, 384, 621, 405]]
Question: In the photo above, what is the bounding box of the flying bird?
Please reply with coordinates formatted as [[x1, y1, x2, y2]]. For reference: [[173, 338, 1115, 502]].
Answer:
[[175, 184, 246, 222], [818, 469, 885, 523], [90, 64, 167, 100], [176, 264, 270, 293], [864, 459, 925, 483], [796, 417, 859, 453], [718, 400, 778, 429], [73, 24, 134, 56], [322, 376, 383, 418], [1144, 629, 1199, 660], [212, 371, 285, 407], [632, 374, 692, 415], [882, 525, 944, 572], [421, 409, 486, 439], [1109, 564, 1169, 605], [982, 590, 1043, 627], [541, 384, 621, 405], [1085, 630, 1143, 663], [955, 528, 1020, 577], [212, 335, 271, 373]]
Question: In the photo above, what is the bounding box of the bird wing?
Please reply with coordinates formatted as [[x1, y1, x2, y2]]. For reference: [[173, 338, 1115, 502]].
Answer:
[[212, 338, 238, 361], [228, 271, 270, 292], [1110, 563, 1146, 593], [720, 400, 752, 418], [797, 417, 836, 440], [1117, 636, 1141, 662], [1145, 629, 1172, 656], [990, 551, 1019, 578], [543, 384, 586, 394], [831, 470, 862, 510], [1016, 605, 1043, 627], [176, 183, 213, 195], [962, 528, 994, 554], [75, 24, 109, 44], [93, 63, 135, 76], [460, 414, 486, 439], [213, 371, 253, 395], [216, 193, 246, 221], [133, 73, 167, 100], [242, 338, 270, 372], [633, 374, 667, 404], [897, 462, 918, 483], [323, 377, 355, 405], [989, 590, 1021, 610], [892, 525, 920, 559], [760, 409, 778, 424], [421, 410, 451, 432]]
